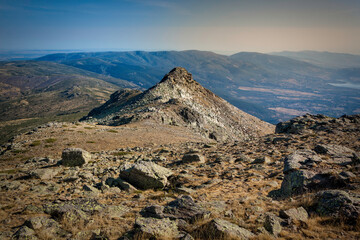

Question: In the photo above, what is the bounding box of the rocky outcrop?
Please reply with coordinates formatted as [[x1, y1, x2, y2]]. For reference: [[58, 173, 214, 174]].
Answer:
[[61, 148, 91, 167], [276, 114, 360, 134], [82, 67, 274, 141], [120, 161, 173, 190]]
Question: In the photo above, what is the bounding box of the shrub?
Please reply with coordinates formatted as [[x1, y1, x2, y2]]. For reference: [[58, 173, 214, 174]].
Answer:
[[30, 140, 41, 147]]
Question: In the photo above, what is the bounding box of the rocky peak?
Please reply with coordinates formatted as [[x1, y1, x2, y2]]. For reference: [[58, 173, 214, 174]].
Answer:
[[159, 67, 197, 86], [82, 67, 274, 141]]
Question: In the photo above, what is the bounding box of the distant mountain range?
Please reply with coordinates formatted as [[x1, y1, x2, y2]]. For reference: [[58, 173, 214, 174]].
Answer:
[[0, 50, 359, 143], [272, 51, 360, 69], [37, 50, 360, 122]]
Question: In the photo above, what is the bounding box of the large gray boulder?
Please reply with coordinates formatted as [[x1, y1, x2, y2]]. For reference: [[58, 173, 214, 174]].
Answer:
[[62, 148, 91, 167], [120, 161, 173, 190], [194, 218, 254, 240]]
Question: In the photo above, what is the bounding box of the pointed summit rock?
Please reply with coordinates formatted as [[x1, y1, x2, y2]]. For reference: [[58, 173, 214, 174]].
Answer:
[[82, 67, 274, 141]]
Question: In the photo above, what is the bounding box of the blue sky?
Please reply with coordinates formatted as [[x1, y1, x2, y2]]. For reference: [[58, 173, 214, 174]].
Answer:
[[1, 0, 360, 54]]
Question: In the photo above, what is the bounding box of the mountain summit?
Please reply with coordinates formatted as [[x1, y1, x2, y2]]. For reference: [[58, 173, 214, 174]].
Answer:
[[82, 67, 274, 141]]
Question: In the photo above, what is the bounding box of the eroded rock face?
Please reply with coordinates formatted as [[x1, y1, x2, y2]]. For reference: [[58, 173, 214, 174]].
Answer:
[[120, 161, 173, 190], [62, 148, 91, 167]]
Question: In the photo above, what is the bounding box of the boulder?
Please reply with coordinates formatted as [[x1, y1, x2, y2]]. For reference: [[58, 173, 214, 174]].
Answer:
[[29, 168, 60, 180], [194, 218, 254, 240], [12, 226, 38, 240], [140, 195, 211, 228], [280, 207, 308, 222], [163, 195, 211, 223], [133, 217, 180, 239], [105, 177, 137, 192], [264, 213, 282, 236], [120, 161, 173, 190], [251, 156, 271, 164], [25, 216, 60, 230], [62, 148, 91, 167], [315, 190, 360, 224], [24, 216, 68, 238], [182, 153, 206, 164]]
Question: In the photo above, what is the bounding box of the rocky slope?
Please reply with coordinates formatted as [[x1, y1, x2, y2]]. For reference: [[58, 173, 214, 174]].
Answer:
[[0, 114, 359, 239], [82, 67, 274, 141]]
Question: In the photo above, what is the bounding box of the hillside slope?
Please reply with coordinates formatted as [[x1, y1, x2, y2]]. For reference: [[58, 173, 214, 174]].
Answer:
[[0, 61, 139, 143]]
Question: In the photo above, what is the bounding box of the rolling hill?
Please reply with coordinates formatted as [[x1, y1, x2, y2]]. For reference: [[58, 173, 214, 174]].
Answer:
[[0, 61, 139, 143]]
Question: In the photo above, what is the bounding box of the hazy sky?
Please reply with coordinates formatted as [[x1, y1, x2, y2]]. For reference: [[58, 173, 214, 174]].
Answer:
[[1, 0, 360, 54]]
